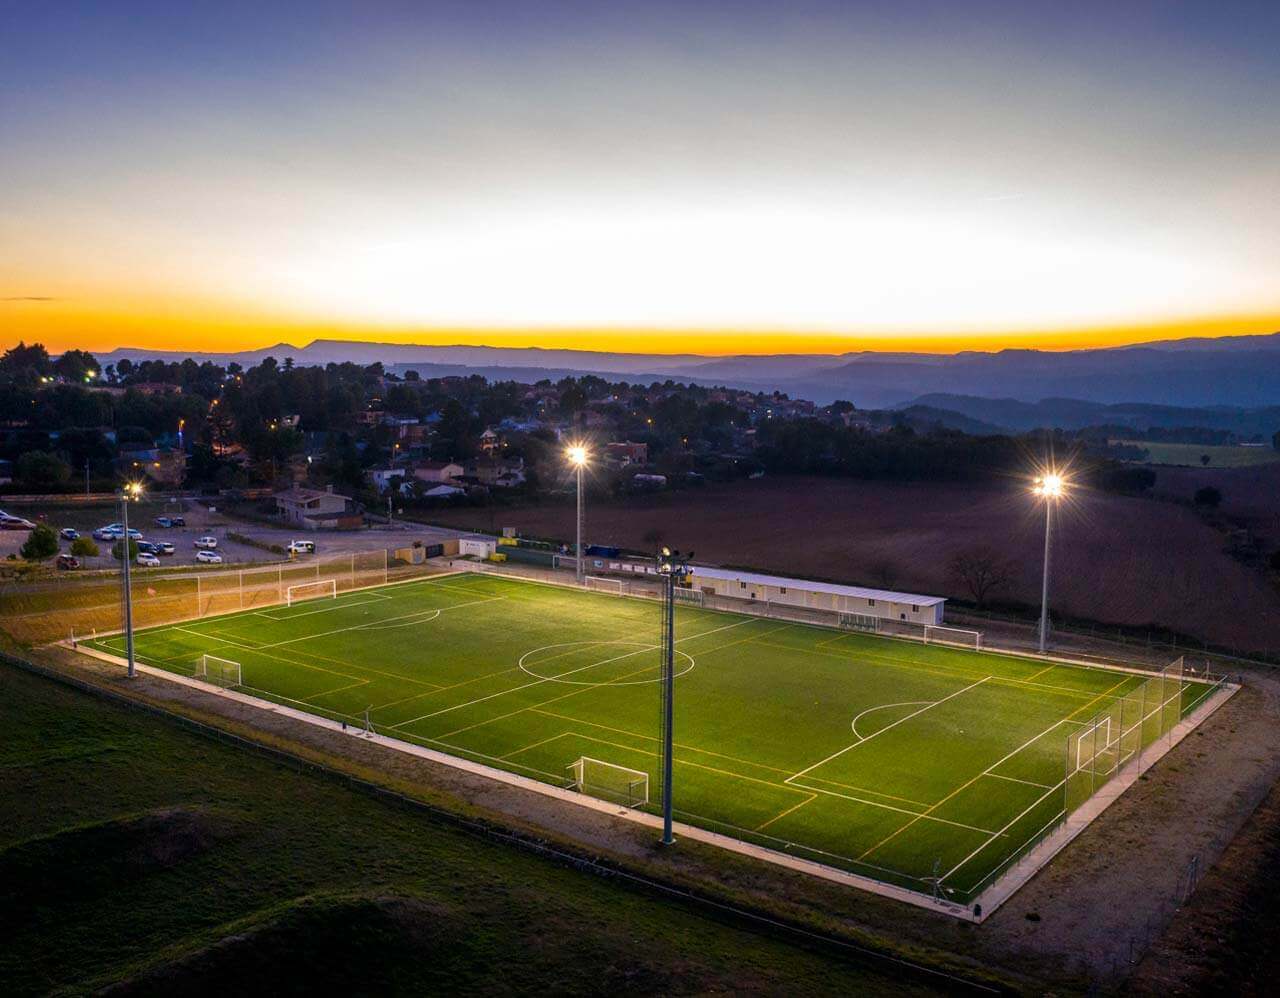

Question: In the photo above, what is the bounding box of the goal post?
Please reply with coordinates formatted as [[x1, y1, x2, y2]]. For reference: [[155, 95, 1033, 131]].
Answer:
[[194, 653, 242, 688], [923, 624, 983, 649], [566, 756, 650, 807], [285, 578, 338, 607], [673, 586, 703, 606], [838, 611, 879, 632], [583, 576, 625, 596]]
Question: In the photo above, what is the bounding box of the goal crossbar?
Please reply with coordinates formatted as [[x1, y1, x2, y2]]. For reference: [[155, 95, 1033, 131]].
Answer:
[[583, 575, 625, 596], [285, 578, 338, 607], [194, 653, 242, 688], [673, 586, 703, 606], [566, 756, 649, 807], [923, 624, 983, 649]]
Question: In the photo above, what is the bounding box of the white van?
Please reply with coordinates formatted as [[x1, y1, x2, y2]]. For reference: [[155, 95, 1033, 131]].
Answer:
[[287, 540, 316, 555]]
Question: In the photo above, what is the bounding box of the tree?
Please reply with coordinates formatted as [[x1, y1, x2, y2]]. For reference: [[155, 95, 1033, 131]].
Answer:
[[15, 450, 71, 488], [111, 538, 140, 561], [0, 341, 52, 384], [20, 524, 58, 560], [1194, 486, 1222, 509], [70, 536, 100, 558], [946, 546, 1016, 608], [53, 348, 100, 382]]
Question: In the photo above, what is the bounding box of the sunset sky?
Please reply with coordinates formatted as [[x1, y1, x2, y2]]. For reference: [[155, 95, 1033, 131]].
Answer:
[[3, 0, 1279, 357]]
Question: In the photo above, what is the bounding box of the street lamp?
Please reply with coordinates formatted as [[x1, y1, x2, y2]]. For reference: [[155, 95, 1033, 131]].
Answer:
[[119, 480, 145, 678], [1032, 471, 1067, 654], [566, 444, 588, 583]]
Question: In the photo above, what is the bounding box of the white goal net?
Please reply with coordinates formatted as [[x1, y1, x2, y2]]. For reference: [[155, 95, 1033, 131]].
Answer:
[[673, 586, 703, 606], [194, 653, 242, 688], [583, 576, 625, 596], [286, 578, 337, 606], [566, 756, 649, 807], [923, 624, 983, 649], [838, 611, 879, 632]]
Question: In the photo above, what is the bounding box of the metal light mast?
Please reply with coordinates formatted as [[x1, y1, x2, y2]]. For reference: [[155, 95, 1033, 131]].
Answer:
[[656, 546, 692, 846]]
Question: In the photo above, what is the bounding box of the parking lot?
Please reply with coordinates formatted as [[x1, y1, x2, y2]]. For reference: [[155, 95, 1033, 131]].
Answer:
[[0, 498, 475, 573]]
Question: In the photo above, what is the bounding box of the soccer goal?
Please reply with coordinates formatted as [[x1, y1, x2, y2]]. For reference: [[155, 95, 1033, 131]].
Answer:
[[923, 624, 983, 649], [674, 586, 704, 606], [194, 653, 242, 688], [566, 756, 649, 807], [838, 611, 879, 632], [584, 576, 625, 596], [1073, 716, 1113, 773], [285, 578, 338, 607]]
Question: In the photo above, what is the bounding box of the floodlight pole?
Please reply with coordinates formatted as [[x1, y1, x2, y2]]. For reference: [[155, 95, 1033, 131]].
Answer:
[[1038, 496, 1052, 654], [121, 491, 136, 678], [575, 462, 584, 584], [656, 549, 689, 847]]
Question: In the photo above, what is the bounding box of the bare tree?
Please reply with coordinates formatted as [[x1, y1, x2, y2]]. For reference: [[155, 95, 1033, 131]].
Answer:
[[946, 546, 1016, 608]]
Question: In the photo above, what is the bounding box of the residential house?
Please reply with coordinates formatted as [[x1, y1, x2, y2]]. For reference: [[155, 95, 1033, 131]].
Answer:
[[412, 460, 464, 484], [605, 441, 648, 466], [274, 485, 362, 530]]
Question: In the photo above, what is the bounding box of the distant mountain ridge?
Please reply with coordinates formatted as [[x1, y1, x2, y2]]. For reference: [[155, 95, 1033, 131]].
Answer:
[[87, 330, 1280, 408]]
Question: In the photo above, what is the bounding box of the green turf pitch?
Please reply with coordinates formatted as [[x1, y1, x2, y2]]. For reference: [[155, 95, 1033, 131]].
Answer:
[[86, 572, 1211, 904]]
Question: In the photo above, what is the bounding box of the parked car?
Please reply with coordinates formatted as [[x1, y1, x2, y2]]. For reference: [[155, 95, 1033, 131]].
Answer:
[[92, 525, 118, 541], [195, 549, 223, 564], [0, 514, 36, 530], [287, 540, 316, 554], [59, 527, 79, 541], [169, 515, 186, 526], [95, 523, 142, 540], [56, 553, 81, 570], [152, 540, 175, 555], [136, 552, 161, 567], [194, 535, 218, 549], [154, 516, 172, 528], [136, 540, 158, 554]]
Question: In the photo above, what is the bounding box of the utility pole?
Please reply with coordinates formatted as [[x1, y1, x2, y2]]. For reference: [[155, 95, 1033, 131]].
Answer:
[[85, 459, 90, 498]]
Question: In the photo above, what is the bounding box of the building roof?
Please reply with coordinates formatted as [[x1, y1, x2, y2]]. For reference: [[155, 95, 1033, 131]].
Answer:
[[688, 566, 945, 607], [274, 486, 350, 504]]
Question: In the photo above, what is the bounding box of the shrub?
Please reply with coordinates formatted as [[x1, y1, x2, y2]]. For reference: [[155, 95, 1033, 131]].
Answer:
[[111, 538, 140, 561], [19, 524, 58, 560], [70, 536, 99, 558]]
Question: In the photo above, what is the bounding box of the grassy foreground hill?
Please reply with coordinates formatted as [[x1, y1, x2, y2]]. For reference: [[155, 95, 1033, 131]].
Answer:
[[0, 661, 943, 997]]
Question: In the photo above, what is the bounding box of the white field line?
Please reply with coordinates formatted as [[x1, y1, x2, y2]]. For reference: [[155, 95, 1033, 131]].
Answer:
[[173, 624, 263, 653], [859, 675, 1132, 864], [561, 728, 1002, 836], [939, 781, 1066, 884], [985, 772, 1055, 790], [787, 677, 991, 783], [255, 593, 389, 621], [300, 678, 374, 703], [389, 617, 756, 730], [756, 794, 819, 832], [432, 621, 790, 742], [257, 596, 503, 649], [530, 707, 936, 811], [747, 638, 1115, 703], [850, 701, 935, 740]]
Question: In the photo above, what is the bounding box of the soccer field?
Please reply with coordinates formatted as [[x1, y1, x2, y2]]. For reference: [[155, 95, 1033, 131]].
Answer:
[[85, 570, 1216, 905]]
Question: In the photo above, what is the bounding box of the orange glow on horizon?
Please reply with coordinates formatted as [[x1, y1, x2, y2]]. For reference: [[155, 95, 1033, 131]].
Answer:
[[2, 298, 1278, 359]]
